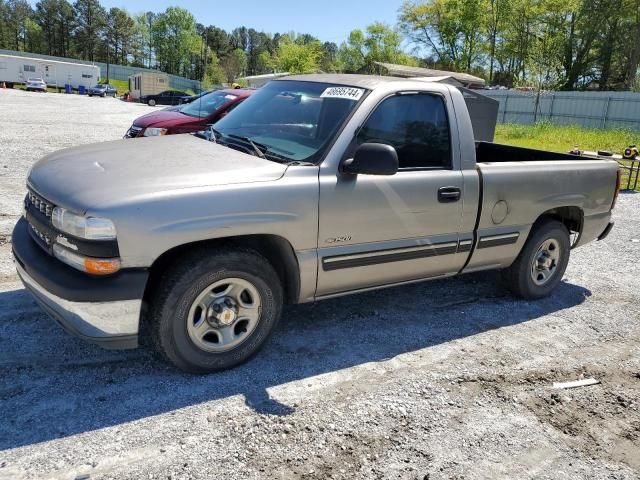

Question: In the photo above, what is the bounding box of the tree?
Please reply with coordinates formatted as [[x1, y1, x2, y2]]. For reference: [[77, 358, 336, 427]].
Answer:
[[104, 7, 135, 64], [485, 0, 511, 83], [202, 51, 226, 87], [7, 0, 31, 50], [152, 7, 201, 77], [220, 47, 247, 82], [35, 0, 75, 56], [320, 41, 339, 72], [338, 23, 417, 73], [273, 35, 321, 74], [399, 0, 485, 71], [73, 0, 106, 61]]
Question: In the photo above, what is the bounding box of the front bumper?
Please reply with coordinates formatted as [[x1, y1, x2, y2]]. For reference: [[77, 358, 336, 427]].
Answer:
[[12, 217, 148, 349]]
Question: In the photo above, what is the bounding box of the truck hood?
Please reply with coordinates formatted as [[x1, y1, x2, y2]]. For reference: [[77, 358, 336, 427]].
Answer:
[[133, 110, 203, 129], [28, 134, 287, 212]]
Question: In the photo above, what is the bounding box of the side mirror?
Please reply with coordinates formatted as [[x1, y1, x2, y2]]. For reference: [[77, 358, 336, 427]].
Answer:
[[342, 143, 398, 176]]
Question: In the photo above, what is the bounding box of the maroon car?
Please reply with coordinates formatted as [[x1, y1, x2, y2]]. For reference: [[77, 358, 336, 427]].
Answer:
[[125, 88, 253, 138]]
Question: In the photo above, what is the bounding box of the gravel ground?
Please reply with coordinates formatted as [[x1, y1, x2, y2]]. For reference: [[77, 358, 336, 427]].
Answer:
[[0, 88, 639, 480]]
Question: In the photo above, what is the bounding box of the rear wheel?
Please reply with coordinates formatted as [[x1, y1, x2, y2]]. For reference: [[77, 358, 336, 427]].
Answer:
[[149, 247, 283, 373], [501, 219, 570, 299]]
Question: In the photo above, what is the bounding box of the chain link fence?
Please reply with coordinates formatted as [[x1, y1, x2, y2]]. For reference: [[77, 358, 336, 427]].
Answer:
[[482, 90, 640, 130]]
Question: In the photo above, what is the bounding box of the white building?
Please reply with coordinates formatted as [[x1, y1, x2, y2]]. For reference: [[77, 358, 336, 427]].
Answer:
[[0, 54, 100, 89]]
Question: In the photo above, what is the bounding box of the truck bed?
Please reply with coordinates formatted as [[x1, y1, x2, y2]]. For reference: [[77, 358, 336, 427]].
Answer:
[[475, 141, 587, 163]]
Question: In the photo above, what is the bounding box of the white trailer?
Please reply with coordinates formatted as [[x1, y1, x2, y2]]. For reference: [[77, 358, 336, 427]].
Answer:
[[128, 71, 170, 100], [0, 54, 100, 89]]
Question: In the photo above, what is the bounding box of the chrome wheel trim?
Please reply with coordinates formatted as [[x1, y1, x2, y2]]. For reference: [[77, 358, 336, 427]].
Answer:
[[186, 277, 262, 353], [531, 238, 561, 286]]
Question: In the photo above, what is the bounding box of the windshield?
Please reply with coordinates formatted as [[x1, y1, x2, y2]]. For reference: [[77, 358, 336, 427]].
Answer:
[[93, 84, 105, 89], [213, 80, 366, 163], [180, 91, 237, 118]]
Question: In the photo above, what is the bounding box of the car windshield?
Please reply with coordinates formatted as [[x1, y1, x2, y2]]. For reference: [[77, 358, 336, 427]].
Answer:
[[212, 80, 366, 163], [180, 91, 237, 118], [93, 84, 105, 89], [28, 78, 43, 82]]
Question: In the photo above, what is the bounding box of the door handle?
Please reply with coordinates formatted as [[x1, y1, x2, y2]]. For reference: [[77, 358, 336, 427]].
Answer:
[[438, 186, 461, 203]]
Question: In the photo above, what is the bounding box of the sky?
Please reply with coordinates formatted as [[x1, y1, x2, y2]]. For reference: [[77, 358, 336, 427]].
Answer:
[[94, 0, 406, 44]]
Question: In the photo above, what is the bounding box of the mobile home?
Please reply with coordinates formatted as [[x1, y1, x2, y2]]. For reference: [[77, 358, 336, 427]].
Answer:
[[0, 54, 100, 89], [128, 72, 170, 100]]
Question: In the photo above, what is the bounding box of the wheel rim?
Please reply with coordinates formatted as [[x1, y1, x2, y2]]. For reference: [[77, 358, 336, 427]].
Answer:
[[186, 277, 262, 353], [530, 238, 561, 286]]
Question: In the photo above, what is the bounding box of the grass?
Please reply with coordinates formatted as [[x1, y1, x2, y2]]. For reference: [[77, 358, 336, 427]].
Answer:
[[100, 79, 128, 96], [495, 122, 640, 190]]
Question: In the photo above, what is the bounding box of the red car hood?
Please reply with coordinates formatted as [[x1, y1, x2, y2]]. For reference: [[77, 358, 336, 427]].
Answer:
[[133, 110, 204, 129]]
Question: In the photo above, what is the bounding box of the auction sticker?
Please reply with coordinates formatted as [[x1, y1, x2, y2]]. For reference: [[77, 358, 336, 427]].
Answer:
[[320, 87, 364, 101]]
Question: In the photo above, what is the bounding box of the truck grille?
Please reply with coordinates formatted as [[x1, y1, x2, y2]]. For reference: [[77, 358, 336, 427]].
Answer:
[[26, 188, 54, 218], [29, 222, 51, 246]]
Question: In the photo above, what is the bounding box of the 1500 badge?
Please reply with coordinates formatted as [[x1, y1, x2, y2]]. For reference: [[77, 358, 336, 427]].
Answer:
[[325, 235, 352, 244]]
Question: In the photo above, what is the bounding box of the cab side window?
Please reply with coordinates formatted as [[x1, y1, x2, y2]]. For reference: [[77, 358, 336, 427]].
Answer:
[[357, 93, 451, 169]]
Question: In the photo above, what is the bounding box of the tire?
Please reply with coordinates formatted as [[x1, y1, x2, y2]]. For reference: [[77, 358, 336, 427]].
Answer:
[[148, 99, 156, 106], [501, 219, 570, 300], [88, 94, 92, 97], [101, 93, 106, 97], [149, 247, 283, 373]]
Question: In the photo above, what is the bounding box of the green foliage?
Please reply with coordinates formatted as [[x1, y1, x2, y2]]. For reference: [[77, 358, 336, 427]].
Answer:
[[151, 7, 201, 78], [496, 122, 640, 190], [495, 122, 637, 153], [338, 23, 417, 73], [272, 35, 322, 74], [220, 48, 247, 82], [99, 77, 127, 95], [400, 0, 640, 89], [1, 0, 638, 90]]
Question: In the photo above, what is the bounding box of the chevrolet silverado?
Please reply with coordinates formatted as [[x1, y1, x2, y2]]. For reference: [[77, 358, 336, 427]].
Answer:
[[13, 74, 620, 373]]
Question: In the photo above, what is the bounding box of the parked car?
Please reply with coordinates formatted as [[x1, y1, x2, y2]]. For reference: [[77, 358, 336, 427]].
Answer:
[[14, 74, 620, 373], [125, 88, 253, 138], [179, 89, 215, 104], [25, 78, 46, 92], [88, 84, 118, 97], [139, 90, 189, 106]]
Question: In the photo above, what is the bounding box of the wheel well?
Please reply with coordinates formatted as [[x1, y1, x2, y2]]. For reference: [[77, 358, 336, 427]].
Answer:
[[534, 206, 583, 246], [143, 235, 301, 306]]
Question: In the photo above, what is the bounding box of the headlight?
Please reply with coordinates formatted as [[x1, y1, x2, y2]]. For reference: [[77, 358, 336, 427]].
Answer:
[[52, 207, 116, 240], [53, 244, 121, 275], [142, 127, 168, 137]]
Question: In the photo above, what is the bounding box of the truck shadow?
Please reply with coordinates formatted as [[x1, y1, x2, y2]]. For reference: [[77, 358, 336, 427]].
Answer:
[[0, 272, 591, 450]]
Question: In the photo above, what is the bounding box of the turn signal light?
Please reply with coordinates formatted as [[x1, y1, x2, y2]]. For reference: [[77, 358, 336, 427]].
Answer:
[[84, 257, 121, 275]]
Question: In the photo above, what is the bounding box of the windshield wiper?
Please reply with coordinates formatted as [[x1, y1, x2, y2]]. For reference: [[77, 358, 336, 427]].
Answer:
[[227, 134, 267, 159], [206, 130, 295, 164]]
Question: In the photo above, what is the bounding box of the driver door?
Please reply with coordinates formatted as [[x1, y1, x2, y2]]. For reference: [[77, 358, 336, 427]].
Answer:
[[316, 92, 468, 297]]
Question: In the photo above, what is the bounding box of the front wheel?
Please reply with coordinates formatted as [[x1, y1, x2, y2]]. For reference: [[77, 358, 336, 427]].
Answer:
[[149, 247, 283, 373], [501, 219, 570, 299], [148, 99, 156, 106]]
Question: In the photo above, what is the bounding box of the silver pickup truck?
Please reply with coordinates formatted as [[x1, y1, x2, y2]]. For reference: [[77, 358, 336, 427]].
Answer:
[[13, 74, 620, 372]]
